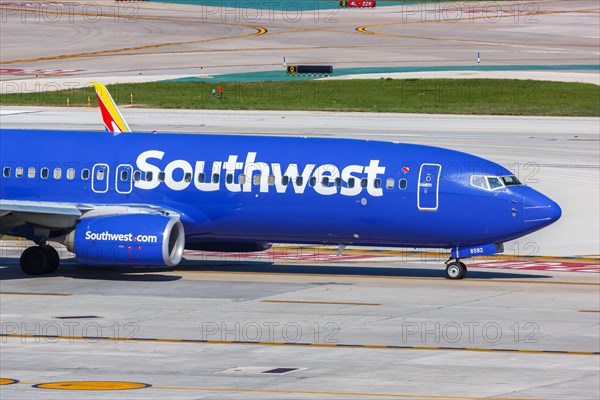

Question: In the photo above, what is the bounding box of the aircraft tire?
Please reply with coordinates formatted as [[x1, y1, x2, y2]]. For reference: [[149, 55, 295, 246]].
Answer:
[[458, 261, 468, 278], [43, 245, 60, 273], [445, 262, 467, 279], [20, 246, 51, 275]]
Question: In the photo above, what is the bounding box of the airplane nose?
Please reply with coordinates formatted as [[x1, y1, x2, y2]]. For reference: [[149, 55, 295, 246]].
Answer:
[[523, 192, 562, 226]]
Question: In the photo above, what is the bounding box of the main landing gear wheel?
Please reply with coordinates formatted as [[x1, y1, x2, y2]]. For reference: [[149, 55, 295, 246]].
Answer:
[[20, 246, 60, 275], [44, 246, 60, 273], [445, 261, 467, 280], [44, 245, 60, 274]]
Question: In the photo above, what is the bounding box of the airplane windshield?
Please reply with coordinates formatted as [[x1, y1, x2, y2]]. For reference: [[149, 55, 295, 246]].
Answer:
[[501, 175, 522, 186], [471, 174, 520, 191], [487, 176, 504, 190]]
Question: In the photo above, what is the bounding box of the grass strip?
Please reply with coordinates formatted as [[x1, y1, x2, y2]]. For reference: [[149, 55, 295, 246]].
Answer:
[[1, 79, 598, 116]]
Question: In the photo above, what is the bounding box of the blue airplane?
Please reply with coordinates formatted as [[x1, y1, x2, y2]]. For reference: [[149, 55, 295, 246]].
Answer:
[[0, 83, 561, 279]]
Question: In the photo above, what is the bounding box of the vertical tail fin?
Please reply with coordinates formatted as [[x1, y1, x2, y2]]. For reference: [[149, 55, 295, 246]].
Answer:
[[90, 81, 132, 134]]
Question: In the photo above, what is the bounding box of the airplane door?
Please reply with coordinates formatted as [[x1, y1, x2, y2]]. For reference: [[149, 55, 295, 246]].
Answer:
[[91, 164, 110, 193], [418, 163, 442, 211], [115, 164, 134, 194]]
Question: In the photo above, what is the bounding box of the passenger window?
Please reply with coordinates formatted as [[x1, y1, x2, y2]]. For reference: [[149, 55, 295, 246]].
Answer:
[[81, 169, 90, 180], [2, 167, 10, 177], [158, 172, 165, 182], [212, 173, 220, 184], [321, 177, 330, 187], [268, 175, 275, 185], [145, 171, 153, 181], [399, 178, 407, 190], [360, 178, 368, 188], [67, 168, 75, 180], [226, 174, 234, 184], [309, 176, 317, 187], [28, 167, 36, 179], [53, 168, 62, 179], [97, 169, 104, 181], [16, 167, 23, 178], [41, 167, 49, 179], [133, 170, 141, 181], [238, 174, 246, 185], [335, 177, 342, 188], [282, 176, 289, 186], [487, 176, 504, 190], [470, 175, 488, 190], [386, 178, 394, 189], [253, 174, 261, 185], [197, 172, 205, 183], [120, 170, 129, 182], [184, 172, 192, 183], [348, 178, 355, 188], [296, 176, 304, 186], [374, 178, 382, 189]]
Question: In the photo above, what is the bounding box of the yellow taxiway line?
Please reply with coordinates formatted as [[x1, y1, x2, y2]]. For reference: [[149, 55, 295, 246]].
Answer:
[[261, 299, 381, 306], [0, 378, 536, 399], [0, 291, 71, 296], [2, 333, 597, 356]]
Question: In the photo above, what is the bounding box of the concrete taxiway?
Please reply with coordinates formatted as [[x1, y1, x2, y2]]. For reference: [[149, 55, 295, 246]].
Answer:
[[1, 107, 599, 399], [1, 0, 599, 90], [1, 248, 599, 399]]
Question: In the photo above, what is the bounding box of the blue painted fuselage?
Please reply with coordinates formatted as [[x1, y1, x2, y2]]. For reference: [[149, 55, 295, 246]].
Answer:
[[0, 129, 561, 250]]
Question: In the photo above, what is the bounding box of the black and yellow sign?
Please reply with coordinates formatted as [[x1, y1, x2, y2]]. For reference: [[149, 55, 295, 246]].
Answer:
[[286, 65, 333, 75]]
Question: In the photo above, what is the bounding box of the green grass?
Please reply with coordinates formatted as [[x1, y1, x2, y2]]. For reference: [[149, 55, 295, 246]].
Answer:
[[2, 79, 598, 116]]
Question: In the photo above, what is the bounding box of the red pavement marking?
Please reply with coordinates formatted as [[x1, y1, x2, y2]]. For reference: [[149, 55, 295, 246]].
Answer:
[[470, 261, 600, 273], [183, 250, 600, 272], [184, 250, 374, 262], [1, 68, 81, 75]]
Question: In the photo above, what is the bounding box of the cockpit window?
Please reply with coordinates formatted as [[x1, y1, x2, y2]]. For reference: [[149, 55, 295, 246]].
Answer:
[[471, 174, 517, 191], [470, 175, 489, 190], [487, 176, 503, 190], [501, 175, 522, 186]]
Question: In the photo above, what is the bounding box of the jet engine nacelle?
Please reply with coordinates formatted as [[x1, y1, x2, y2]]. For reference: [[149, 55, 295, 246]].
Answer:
[[65, 214, 185, 267]]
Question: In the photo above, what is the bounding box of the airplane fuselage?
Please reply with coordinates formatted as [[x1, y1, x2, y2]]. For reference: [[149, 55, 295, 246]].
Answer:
[[1, 129, 561, 249]]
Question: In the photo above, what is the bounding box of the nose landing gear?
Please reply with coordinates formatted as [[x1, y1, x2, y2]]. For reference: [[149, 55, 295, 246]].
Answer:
[[445, 259, 467, 279]]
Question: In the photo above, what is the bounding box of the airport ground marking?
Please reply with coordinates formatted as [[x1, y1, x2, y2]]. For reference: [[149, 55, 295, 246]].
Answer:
[[0, 7, 267, 65], [356, 8, 600, 49], [1, 378, 535, 399], [354, 29, 600, 49], [357, 7, 600, 36], [149, 385, 535, 399], [174, 270, 600, 286], [32, 381, 151, 390], [2, 333, 597, 356], [261, 299, 381, 306], [190, 245, 600, 264], [0, 26, 268, 65]]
